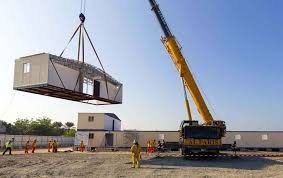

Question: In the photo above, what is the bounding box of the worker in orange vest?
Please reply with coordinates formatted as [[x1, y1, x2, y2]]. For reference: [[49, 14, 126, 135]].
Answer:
[[52, 140, 58, 153], [146, 140, 150, 153], [31, 139, 37, 153], [48, 140, 53, 152], [24, 141, 30, 154], [80, 140, 85, 152]]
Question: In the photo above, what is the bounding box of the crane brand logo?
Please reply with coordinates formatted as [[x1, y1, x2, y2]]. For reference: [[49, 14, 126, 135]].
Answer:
[[184, 139, 221, 145]]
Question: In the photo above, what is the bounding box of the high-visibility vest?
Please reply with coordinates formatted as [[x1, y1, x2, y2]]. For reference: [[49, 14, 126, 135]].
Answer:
[[5, 142, 12, 148]]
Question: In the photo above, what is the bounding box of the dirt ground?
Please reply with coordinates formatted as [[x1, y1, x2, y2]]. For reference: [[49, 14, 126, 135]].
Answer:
[[0, 149, 283, 178]]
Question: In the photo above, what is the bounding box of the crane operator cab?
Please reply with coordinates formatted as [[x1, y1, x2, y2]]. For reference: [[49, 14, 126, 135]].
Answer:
[[179, 120, 226, 155]]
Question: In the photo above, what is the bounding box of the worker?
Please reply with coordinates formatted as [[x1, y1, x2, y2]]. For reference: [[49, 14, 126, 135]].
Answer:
[[31, 139, 37, 153], [2, 140, 13, 155], [130, 140, 141, 168], [80, 140, 85, 152], [232, 141, 237, 156], [52, 140, 58, 153], [161, 140, 166, 151], [24, 141, 30, 154], [48, 140, 53, 152], [146, 140, 150, 153], [157, 140, 161, 157], [149, 140, 153, 153], [153, 140, 156, 152]]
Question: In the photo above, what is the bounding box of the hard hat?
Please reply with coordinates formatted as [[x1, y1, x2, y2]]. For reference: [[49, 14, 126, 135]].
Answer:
[[133, 140, 137, 144]]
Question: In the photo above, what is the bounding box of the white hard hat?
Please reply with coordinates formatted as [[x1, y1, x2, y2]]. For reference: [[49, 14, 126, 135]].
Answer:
[[133, 140, 137, 144]]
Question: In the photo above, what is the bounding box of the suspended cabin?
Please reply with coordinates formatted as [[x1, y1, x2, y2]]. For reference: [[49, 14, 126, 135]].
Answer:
[[13, 53, 123, 105]]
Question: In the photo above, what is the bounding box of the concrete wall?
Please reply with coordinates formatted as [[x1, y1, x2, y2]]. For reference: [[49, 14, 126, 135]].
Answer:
[[223, 131, 283, 148], [84, 131, 179, 148], [77, 113, 105, 130], [0, 134, 74, 149], [81, 130, 283, 149]]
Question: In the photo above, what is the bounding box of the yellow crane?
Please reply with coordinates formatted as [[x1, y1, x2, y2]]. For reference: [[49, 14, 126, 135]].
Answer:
[[149, 0, 226, 155]]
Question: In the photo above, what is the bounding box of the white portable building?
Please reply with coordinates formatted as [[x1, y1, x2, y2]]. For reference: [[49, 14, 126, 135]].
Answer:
[[13, 53, 122, 105]]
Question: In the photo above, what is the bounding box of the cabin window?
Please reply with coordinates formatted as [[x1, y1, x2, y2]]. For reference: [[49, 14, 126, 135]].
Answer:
[[23, 63, 31, 73], [88, 116, 94, 122], [83, 77, 94, 95], [262, 134, 268, 140], [89, 133, 94, 139], [235, 134, 241, 140]]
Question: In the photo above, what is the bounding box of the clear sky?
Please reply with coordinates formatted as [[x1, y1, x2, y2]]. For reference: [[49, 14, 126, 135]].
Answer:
[[0, 0, 282, 131]]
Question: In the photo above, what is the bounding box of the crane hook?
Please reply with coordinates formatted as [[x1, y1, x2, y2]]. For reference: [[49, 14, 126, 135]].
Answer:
[[79, 13, 86, 23]]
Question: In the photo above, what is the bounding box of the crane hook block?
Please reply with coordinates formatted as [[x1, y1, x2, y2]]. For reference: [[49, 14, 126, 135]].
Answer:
[[79, 13, 86, 23]]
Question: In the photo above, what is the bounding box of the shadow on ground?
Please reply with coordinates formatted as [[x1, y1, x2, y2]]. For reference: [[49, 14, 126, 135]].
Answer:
[[137, 155, 283, 170]]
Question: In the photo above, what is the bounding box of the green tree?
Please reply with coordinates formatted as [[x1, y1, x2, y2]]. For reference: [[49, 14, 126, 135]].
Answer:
[[53, 121, 63, 128], [30, 117, 50, 135], [13, 119, 31, 135], [63, 129, 76, 137], [0, 120, 13, 134], [1, 117, 75, 136], [65, 122, 74, 129]]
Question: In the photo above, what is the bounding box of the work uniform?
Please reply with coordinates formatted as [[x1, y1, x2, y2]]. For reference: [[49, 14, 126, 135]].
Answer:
[[24, 142, 29, 154], [2, 141, 12, 155], [149, 140, 153, 153], [147, 141, 150, 153], [80, 141, 85, 152], [130, 143, 141, 168], [52, 141, 58, 153], [48, 141, 52, 152], [31, 141, 36, 153]]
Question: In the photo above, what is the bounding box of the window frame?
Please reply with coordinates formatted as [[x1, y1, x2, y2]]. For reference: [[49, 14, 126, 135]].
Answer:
[[235, 134, 241, 140], [88, 116, 94, 122], [262, 134, 268, 140], [89, 133, 94, 139], [23, 63, 31, 73]]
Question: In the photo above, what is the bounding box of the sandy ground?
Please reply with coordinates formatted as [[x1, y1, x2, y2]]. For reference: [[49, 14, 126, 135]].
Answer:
[[0, 149, 283, 178]]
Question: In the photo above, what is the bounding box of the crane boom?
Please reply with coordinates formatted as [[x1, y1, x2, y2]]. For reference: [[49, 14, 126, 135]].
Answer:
[[149, 0, 213, 125]]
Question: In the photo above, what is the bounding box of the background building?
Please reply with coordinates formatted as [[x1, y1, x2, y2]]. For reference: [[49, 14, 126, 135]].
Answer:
[[75, 113, 121, 147], [75, 113, 283, 151]]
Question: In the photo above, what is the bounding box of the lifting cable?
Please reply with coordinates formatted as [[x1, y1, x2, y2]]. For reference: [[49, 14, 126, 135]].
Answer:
[[80, 0, 86, 15], [49, 25, 81, 89], [181, 78, 193, 121], [52, 0, 111, 101], [184, 58, 218, 118]]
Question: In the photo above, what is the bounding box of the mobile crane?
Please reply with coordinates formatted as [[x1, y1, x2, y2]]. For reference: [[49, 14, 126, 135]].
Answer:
[[149, 0, 226, 155]]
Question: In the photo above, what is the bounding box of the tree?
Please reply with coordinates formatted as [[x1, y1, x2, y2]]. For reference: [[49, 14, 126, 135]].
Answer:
[[0, 120, 13, 134], [63, 129, 76, 137], [1, 117, 75, 136], [65, 122, 74, 129], [53, 121, 63, 128], [13, 119, 31, 135], [29, 117, 55, 136]]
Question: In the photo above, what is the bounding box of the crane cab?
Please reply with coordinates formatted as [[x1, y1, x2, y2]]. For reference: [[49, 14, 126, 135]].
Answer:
[[179, 120, 226, 155]]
